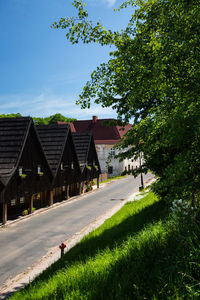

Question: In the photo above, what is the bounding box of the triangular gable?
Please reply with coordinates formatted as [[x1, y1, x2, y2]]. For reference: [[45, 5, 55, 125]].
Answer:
[[0, 117, 53, 190], [0, 117, 31, 187], [63, 129, 81, 173], [72, 132, 101, 177], [21, 120, 54, 183], [72, 132, 92, 172], [37, 124, 80, 180]]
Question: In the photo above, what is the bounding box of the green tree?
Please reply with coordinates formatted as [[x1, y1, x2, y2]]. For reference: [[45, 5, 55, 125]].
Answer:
[[32, 117, 48, 125], [0, 113, 22, 118], [52, 0, 200, 204], [48, 113, 76, 124], [33, 113, 76, 125], [0, 113, 76, 125]]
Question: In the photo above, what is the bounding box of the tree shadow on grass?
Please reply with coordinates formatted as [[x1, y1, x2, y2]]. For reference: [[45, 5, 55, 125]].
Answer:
[[75, 220, 195, 300], [23, 204, 197, 300], [32, 199, 169, 283]]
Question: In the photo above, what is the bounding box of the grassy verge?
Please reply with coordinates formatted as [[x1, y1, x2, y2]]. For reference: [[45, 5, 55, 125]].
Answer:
[[100, 174, 127, 184], [11, 192, 200, 299]]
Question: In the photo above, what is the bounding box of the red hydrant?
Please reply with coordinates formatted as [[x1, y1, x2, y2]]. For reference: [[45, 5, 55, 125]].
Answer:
[[59, 242, 66, 258]]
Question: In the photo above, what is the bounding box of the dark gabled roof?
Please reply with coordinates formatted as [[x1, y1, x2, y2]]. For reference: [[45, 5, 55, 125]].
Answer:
[[0, 117, 32, 185], [72, 132, 92, 171], [0, 117, 53, 188], [36, 124, 70, 176]]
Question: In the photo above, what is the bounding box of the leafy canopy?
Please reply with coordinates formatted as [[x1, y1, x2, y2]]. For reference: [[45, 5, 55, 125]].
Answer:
[[33, 113, 76, 125], [52, 0, 200, 203], [0, 113, 76, 125]]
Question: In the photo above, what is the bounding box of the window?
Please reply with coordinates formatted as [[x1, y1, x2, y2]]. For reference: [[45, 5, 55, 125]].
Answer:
[[37, 165, 41, 174], [62, 186, 65, 192], [128, 165, 130, 171], [11, 199, 16, 206], [108, 166, 113, 174], [110, 148, 115, 156], [61, 162, 64, 170], [71, 162, 74, 169], [19, 167, 23, 176], [20, 197, 25, 204]]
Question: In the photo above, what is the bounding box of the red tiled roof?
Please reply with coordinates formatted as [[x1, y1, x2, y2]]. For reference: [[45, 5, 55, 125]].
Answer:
[[73, 117, 132, 144], [57, 117, 132, 144], [116, 124, 132, 138]]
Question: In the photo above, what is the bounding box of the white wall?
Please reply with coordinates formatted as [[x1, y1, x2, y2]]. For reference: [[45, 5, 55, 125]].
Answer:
[[95, 144, 140, 177]]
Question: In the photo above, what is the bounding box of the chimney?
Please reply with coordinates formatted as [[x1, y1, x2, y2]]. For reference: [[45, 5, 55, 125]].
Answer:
[[92, 116, 98, 123]]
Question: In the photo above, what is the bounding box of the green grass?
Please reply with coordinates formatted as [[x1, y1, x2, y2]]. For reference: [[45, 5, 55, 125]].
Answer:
[[100, 174, 127, 183], [93, 174, 126, 185], [11, 192, 200, 299]]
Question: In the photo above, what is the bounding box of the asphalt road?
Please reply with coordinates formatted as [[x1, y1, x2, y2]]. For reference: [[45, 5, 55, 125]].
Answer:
[[0, 174, 153, 287]]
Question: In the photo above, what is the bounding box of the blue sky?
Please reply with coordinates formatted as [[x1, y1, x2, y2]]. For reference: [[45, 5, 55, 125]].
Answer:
[[0, 0, 132, 120]]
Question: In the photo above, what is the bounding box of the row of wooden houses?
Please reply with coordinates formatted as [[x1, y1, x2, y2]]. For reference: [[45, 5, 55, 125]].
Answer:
[[0, 117, 101, 225]]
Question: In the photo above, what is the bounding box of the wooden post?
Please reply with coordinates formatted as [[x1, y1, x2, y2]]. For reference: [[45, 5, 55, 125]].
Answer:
[[29, 194, 34, 214], [42, 191, 46, 206], [60, 186, 63, 200], [66, 185, 69, 200], [49, 190, 54, 206], [41, 191, 44, 207], [78, 182, 82, 195], [3, 202, 7, 225], [97, 176, 100, 189]]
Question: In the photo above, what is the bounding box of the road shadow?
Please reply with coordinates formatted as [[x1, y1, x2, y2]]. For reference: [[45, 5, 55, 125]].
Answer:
[[110, 198, 125, 201]]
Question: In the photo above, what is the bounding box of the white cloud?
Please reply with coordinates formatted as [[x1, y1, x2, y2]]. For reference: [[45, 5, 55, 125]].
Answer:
[[88, 0, 117, 8], [103, 0, 117, 7], [0, 92, 117, 120]]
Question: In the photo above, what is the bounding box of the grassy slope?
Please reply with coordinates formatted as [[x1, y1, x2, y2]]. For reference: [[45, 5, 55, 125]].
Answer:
[[11, 192, 200, 300]]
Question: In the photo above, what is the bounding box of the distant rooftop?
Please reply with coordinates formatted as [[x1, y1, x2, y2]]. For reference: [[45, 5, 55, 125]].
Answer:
[[57, 116, 132, 145]]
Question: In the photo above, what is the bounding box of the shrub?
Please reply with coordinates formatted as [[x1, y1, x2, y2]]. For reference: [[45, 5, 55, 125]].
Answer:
[[22, 209, 28, 216]]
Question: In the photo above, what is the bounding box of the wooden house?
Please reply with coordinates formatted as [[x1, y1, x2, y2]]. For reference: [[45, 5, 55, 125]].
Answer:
[[36, 124, 81, 203], [72, 132, 101, 192], [0, 117, 53, 224]]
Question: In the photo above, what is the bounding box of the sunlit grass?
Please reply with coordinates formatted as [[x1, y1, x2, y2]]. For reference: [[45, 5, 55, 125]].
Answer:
[[100, 174, 127, 183], [11, 192, 200, 299]]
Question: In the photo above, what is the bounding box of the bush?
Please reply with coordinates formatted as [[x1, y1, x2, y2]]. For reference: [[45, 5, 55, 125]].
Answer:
[[22, 209, 28, 216]]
